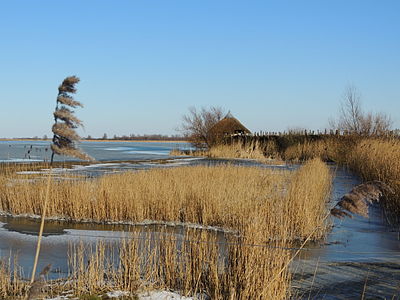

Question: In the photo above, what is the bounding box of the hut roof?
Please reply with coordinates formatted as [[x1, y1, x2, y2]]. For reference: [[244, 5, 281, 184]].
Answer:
[[209, 112, 251, 136]]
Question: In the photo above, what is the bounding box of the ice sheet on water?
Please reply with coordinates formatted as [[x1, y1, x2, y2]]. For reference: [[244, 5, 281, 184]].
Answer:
[[126, 150, 170, 155], [0, 158, 43, 163]]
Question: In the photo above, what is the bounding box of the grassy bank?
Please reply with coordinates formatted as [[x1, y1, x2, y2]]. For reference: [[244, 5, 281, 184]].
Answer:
[[0, 159, 331, 299]]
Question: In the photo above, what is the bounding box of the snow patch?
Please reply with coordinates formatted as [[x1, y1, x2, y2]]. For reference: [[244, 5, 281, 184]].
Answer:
[[138, 291, 194, 300], [106, 290, 131, 298]]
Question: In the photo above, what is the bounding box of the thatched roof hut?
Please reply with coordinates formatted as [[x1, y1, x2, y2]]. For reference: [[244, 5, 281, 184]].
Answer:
[[208, 112, 251, 145]]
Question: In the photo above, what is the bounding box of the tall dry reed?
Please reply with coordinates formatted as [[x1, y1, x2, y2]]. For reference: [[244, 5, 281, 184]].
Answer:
[[0, 256, 26, 299], [171, 140, 280, 162], [282, 136, 355, 164], [0, 161, 331, 241], [66, 230, 290, 299], [0, 160, 331, 299]]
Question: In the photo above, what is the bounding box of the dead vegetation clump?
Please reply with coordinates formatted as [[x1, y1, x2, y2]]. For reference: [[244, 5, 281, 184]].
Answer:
[[330, 180, 394, 218]]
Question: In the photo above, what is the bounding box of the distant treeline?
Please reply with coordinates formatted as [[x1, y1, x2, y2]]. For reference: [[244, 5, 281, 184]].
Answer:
[[84, 134, 187, 141]]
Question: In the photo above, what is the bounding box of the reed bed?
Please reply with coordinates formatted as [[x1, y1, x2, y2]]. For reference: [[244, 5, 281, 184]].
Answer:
[[0, 159, 331, 299], [206, 142, 267, 161], [171, 140, 280, 162], [282, 137, 355, 164], [65, 229, 291, 299], [346, 138, 400, 222], [0, 229, 290, 299], [0, 160, 331, 241]]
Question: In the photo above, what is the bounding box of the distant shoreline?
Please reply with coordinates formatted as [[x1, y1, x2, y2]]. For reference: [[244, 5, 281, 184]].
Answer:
[[85, 139, 188, 143], [0, 138, 188, 143]]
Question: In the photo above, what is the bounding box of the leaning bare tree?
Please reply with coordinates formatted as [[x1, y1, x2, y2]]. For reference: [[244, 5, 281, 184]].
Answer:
[[180, 106, 225, 148], [331, 84, 392, 135], [30, 76, 92, 286]]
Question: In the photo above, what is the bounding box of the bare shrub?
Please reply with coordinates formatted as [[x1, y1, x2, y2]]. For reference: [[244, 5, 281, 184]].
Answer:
[[180, 106, 225, 148], [331, 84, 392, 135]]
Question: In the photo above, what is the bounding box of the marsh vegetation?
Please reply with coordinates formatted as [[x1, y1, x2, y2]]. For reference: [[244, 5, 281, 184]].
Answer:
[[0, 159, 331, 299]]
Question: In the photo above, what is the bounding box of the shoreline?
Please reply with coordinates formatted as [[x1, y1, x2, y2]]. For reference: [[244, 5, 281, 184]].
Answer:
[[0, 138, 188, 143]]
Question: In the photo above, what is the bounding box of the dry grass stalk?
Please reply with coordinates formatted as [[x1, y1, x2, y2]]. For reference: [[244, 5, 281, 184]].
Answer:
[[31, 76, 92, 290], [30, 170, 52, 284], [0, 256, 26, 298]]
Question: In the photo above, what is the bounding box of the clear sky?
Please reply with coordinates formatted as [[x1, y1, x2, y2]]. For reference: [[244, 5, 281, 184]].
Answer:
[[1, 0, 399, 138]]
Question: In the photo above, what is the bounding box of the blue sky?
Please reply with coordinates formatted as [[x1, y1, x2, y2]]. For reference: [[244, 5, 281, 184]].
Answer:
[[0, 1, 399, 138]]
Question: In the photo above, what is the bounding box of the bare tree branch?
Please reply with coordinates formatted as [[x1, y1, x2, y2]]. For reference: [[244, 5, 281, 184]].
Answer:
[[333, 85, 392, 135], [180, 106, 226, 148]]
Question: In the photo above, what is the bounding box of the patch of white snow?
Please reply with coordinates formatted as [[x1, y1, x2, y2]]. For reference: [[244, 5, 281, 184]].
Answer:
[[138, 291, 194, 300], [106, 290, 131, 298]]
